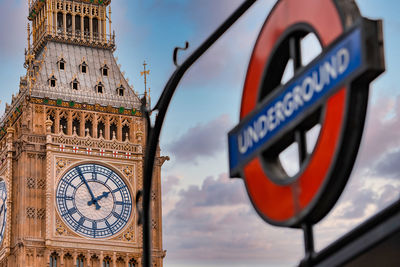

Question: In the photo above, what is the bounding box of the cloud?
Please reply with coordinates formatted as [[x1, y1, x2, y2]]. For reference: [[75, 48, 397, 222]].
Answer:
[[166, 114, 232, 163], [175, 174, 247, 209], [178, 0, 276, 89], [356, 95, 400, 171], [338, 188, 378, 220], [372, 149, 400, 179], [0, 1, 27, 57], [163, 175, 181, 196], [163, 173, 303, 264], [321, 95, 400, 221]]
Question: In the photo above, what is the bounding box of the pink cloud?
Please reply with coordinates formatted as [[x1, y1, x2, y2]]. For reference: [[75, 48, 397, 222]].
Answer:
[[0, 1, 27, 57], [166, 114, 232, 163], [162, 173, 303, 264], [357, 95, 400, 170]]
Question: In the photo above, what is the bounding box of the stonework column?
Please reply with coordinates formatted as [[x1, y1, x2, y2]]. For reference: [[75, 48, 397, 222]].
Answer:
[[21, 245, 27, 267], [73, 250, 77, 267], [81, 13, 84, 39], [45, 249, 50, 267], [34, 248, 37, 267], [117, 116, 122, 141], [72, 13, 76, 37], [99, 251, 104, 267], [63, 11, 67, 37], [55, 109, 60, 134], [89, 15, 93, 41], [86, 251, 91, 267], [93, 113, 98, 138], [130, 119, 135, 143], [105, 116, 110, 140], [54, 9, 57, 36], [80, 112, 85, 137], [60, 249, 65, 267], [68, 111, 73, 135], [112, 252, 117, 267], [100, 6, 105, 43], [125, 255, 129, 267]]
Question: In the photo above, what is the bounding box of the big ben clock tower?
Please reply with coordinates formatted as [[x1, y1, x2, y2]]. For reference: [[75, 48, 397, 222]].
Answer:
[[0, 0, 166, 266]]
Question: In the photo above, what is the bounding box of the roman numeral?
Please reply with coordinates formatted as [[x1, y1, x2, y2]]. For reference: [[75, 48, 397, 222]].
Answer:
[[105, 220, 114, 234], [78, 217, 85, 226], [68, 207, 77, 215], [112, 211, 120, 219], [112, 186, 126, 194], [116, 201, 131, 206]]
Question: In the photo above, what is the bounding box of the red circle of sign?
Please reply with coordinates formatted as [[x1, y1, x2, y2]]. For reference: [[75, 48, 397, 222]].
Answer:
[[241, 0, 346, 225]]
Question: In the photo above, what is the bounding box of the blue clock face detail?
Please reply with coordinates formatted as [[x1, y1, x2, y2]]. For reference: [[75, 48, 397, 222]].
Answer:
[[0, 180, 7, 245], [56, 164, 132, 238]]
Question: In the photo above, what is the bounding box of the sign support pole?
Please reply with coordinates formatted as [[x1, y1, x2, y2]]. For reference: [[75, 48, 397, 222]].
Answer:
[[301, 223, 315, 267], [138, 1, 257, 266]]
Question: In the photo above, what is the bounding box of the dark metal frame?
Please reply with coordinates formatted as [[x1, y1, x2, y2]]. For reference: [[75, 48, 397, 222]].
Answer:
[[137, 0, 388, 266], [299, 199, 400, 267], [137, 1, 257, 266]]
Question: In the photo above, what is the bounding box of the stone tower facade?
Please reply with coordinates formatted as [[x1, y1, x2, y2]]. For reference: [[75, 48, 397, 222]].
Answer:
[[0, 0, 166, 266]]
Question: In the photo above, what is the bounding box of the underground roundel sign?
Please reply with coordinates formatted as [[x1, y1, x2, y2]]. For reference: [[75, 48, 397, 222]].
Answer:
[[228, 0, 385, 227]]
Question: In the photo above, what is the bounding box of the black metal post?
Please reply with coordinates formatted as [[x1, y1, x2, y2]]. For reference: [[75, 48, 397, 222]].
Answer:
[[140, 1, 257, 267], [300, 223, 315, 267]]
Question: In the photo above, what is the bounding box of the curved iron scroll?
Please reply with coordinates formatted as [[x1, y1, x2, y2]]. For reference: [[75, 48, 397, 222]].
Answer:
[[139, 1, 257, 266]]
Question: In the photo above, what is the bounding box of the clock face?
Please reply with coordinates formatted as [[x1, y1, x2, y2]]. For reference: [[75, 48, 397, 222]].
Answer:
[[0, 180, 7, 245], [56, 164, 132, 238]]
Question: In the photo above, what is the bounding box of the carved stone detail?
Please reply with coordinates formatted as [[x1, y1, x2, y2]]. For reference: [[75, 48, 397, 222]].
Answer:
[[55, 217, 75, 237], [52, 135, 141, 153], [116, 225, 135, 242], [34, 105, 44, 114], [123, 166, 133, 177], [26, 207, 35, 219], [37, 178, 46, 189], [56, 158, 79, 177], [27, 177, 36, 189], [37, 208, 46, 219]]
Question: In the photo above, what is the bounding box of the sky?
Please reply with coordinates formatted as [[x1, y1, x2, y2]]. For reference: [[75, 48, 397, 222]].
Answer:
[[1, 0, 400, 266]]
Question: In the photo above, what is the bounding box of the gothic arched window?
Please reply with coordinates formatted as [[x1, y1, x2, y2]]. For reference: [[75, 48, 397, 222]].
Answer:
[[129, 259, 136, 267], [85, 119, 93, 137], [103, 257, 111, 267], [76, 255, 85, 267], [71, 78, 79, 90], [57, 58, 66, 71], [96, 82, 104, 94], [101, 64, 109, 77], [66, 13, 72, 33], [49, 114, 55, 133], [122, 125, 130, 141], [57, 12, 63, 33], [49, 252, 58, 267], [117, 85, 125, 96], [110, 122, 117, 140], [80, 61, 88, 74], [73, 118, 81, 136], [75, 15, 81, 34], [93, 17, 99, 38], [97, 121, 105, 138], [60, 116, 67, 134], [48, 75, 57, 88], [84, 16, 90, 36]]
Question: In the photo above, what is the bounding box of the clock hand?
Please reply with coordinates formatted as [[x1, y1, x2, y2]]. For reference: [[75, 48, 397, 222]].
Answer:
[[76, 167, 101, 210], [88, 191, 110, 206]]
